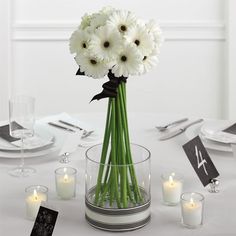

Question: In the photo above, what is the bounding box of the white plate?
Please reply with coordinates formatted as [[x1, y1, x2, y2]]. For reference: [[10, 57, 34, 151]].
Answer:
[[185, 123, 232, 152], [200, 120, 236, 144], [0, 124, 54, 152], [0, 145, 59, 159]]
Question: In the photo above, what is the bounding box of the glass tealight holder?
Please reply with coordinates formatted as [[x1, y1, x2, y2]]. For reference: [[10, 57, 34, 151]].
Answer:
[[55, 167, 77, 200], [181, 192, 204, 228], [161, 172, 183, 206], [25, 185, 48, 220]]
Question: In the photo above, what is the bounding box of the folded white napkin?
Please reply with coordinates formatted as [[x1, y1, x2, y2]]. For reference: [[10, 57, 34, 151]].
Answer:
[[39, 113, 102, 149], [39, 113, 93, 132]]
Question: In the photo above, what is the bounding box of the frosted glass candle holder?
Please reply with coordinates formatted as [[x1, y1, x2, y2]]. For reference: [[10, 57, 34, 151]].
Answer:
[[25, 185, 48, 220], [55, 167, 77, 200], [161, 172, 183, 206], [181, 192, 204, 228]]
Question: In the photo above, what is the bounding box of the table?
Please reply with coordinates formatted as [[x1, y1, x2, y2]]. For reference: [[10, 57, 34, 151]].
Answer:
[[0, 113, 235, 236]]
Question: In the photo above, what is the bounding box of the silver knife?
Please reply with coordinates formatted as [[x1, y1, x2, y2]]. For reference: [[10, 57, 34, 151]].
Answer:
[[159, 119, 204, 141], [48, 122, 75, 132], [59, 120, 83, 130]]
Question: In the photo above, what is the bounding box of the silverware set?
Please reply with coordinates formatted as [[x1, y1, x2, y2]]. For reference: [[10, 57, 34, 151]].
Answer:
[[48, 120, 94, 139], [157, 118, 204, 140]]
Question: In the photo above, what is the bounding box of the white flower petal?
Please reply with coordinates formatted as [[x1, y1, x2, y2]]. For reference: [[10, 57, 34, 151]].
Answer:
[[139, 48, 159, 74], [89, 26, 123, 61], [69, 29, 90, 54], [112, 44, 142, 77], [125, 24, 154, 56], [107, 10, 137, 34], [90, 13, 108, 31], [75, 54, 109, 79], [79, 13, 92, 30], [99, 6, 115, 16], [146, 19, 164, 47]]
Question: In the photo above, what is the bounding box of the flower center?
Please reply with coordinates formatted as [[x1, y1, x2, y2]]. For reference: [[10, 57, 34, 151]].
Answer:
[[143, 56, 147, 61], [82, 43, 87, 48], [103, 41, 110, 48], [90, 59, 97, 65], [134, 39, 140, 46], [121, 55, 127, 62], [120, 25, 127, 32]]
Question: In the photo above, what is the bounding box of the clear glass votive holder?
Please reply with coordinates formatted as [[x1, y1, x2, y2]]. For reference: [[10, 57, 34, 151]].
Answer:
[[181, 192, 204, 228], [161, 172, 183, 206], [25, 185, 48, 220], [55, 167, 77, 200]]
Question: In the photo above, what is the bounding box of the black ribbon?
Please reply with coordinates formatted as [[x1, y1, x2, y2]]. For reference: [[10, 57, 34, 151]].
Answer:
[[76, 67, 85, 76], [90, 71, 127, 102], [75, 67, 127, 102]]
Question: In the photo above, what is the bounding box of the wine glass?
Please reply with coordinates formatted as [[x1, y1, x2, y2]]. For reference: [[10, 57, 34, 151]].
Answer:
[[8, 95, 36, 177]]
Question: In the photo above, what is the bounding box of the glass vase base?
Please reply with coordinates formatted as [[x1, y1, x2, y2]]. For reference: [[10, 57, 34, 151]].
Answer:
[[9, 166, 36, 177], [85, 187, 151, 232]]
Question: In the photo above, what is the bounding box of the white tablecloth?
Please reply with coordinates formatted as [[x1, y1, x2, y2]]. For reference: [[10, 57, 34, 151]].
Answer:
[[0, 113, 235, 236]]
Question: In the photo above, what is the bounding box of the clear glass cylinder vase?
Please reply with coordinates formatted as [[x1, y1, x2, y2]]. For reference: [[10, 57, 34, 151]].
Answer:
[[85, 143, 151, 232]]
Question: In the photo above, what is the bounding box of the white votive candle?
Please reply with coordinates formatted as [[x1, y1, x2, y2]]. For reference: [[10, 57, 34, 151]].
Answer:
[[25, 185, 48, 220], [55, 167, 77, 199], [161, 173, 183, 205], [181, 192, 204, 228]]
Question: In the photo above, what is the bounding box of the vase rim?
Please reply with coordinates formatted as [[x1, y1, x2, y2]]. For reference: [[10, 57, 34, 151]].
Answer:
[[85, 143, 151, 167]]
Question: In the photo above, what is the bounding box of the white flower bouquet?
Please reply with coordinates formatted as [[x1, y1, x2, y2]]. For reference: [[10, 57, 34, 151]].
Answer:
[[70, 6, 162, 209]]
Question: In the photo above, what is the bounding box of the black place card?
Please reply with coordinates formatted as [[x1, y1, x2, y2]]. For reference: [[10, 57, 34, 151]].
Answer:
[[0, 124, 19, 142], [183, 136, 219, 187], [30, 206, 58, 236], [223, 123, 236, 135]]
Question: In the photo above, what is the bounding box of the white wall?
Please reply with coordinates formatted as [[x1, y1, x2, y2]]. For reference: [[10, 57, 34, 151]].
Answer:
[[0, 1, 11, 120], [0, 0, 230, 120]]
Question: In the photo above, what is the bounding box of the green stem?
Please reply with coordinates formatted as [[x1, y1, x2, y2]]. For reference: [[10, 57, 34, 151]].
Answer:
[[119, 83, 143, 203], [94, 99, 112, 205], [111, 98, 121, 208], [116, 88, 127, 208]]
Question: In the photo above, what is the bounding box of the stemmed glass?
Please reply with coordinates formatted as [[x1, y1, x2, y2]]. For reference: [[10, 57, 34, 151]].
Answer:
[[8, 95, 36, 177]]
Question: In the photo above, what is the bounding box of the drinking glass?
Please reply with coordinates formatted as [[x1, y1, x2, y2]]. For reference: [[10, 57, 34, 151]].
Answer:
[[9, 95, 36, 177]]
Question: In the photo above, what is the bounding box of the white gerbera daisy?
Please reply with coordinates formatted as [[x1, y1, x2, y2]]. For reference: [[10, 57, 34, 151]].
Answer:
[[146, 19, 164, 47], [75, 54, 109, 79], [89, 26, 122, 61], [69, 29, 90, 54], [125, 24, 154, 56], [90, 13, 108, 31], [99, 6, 115, 16], [139, 50, 159, 74], [79, 13, 92, 30], [112, 44, 142, 77], [107, 10, 137, 34]]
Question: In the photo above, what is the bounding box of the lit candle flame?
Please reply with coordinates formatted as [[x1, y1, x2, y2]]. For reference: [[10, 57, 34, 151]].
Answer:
[[171, 172, 175, 177], [64, 174, 69, 182], [190, 198, 194, 207], [63, 167, 67, 173], [33, 189, 38, 201], [169, 175, 174, 186]]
